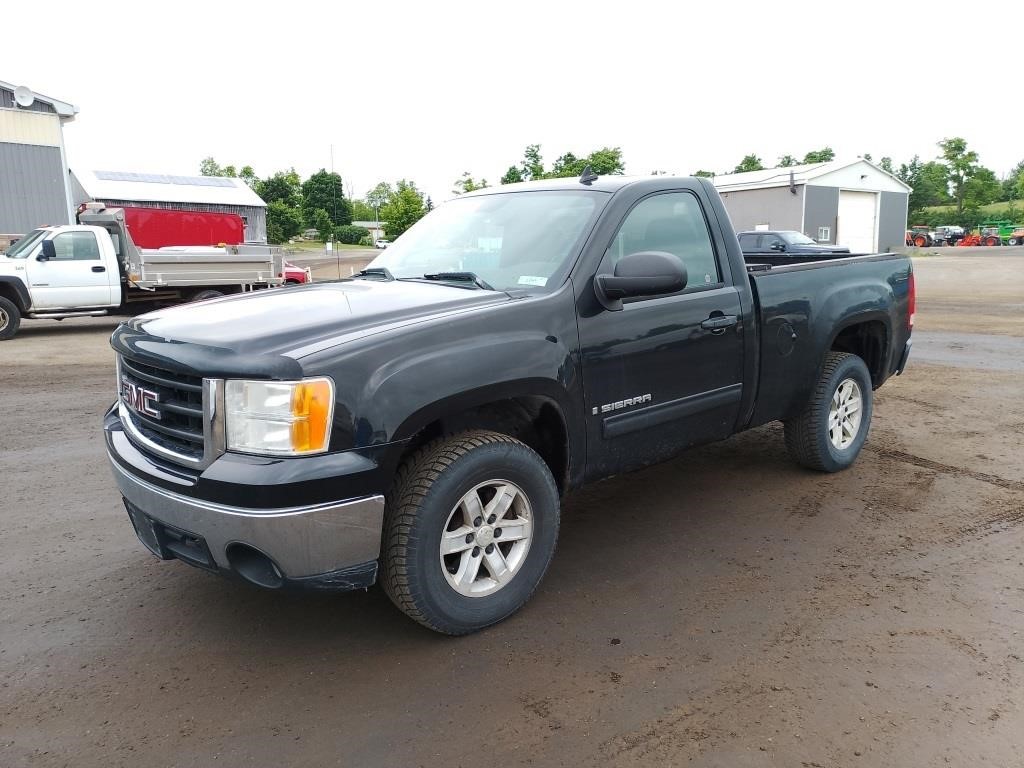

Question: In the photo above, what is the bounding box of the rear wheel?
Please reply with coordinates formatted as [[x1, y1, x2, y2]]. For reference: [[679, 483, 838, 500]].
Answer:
[[985, 236, 1000, 247], [784, 352, 873, 472], [914, 235, 927, 247], [0, 296, 21, 341], [381, 430, 560, 635], [1009, 238, 1020, 246]]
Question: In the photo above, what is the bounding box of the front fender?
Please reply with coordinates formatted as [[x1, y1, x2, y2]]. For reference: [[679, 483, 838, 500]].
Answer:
[[0, 275, 31, 311]]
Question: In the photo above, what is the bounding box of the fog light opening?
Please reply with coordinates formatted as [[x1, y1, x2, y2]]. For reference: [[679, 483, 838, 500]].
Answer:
[[226, 543, 284, 589]]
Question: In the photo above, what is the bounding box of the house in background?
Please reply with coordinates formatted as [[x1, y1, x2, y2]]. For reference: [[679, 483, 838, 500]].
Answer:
[[0, 81, 78, 247], [353, 221, 385, 240], [712, 159, 911, 253], [72, 170, 268, 243]]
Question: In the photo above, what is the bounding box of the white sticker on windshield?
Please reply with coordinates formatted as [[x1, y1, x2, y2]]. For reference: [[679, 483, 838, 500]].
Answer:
[[518, 276, 548, 287]]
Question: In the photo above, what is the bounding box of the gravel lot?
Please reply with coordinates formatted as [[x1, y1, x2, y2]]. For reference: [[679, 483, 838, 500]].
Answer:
[[1, 251, 1022, 767]]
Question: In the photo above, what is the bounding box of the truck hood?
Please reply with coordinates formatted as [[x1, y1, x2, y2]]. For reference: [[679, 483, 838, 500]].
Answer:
[[123, 280, 513, 359]]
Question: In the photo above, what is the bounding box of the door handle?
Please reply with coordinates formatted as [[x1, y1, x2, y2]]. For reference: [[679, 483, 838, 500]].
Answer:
[[91, 265, 106, 273], [700, 314, 738, 334]]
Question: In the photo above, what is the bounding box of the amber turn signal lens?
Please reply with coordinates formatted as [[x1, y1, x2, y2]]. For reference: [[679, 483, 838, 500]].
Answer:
[[290, 379, 333, 453]]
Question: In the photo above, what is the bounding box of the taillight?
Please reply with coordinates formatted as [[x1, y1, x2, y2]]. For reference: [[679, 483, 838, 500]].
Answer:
[[907, 271, 916, 329]]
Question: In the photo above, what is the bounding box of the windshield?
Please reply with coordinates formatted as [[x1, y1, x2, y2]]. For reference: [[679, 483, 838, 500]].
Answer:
[[4, 229, 47, 259], [366, 191, 605, 292], [781, 231, 817, 245]]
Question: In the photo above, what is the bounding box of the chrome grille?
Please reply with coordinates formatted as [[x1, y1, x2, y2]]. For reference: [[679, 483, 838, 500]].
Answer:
[[118, 355, 223, 467]]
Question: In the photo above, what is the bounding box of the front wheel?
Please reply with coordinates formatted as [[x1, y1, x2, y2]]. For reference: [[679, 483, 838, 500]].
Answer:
[[381, 430, 560, 635], [784, 352, 874, 472], [0, 296, 21, 341]]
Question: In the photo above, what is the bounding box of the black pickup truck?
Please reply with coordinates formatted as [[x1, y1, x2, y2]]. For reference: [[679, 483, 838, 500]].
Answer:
[[104, 174, 914, 635]]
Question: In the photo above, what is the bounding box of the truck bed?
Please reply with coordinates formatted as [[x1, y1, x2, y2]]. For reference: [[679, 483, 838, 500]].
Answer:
[[744, 252, 914, 428], [133, 246, 283, 288]]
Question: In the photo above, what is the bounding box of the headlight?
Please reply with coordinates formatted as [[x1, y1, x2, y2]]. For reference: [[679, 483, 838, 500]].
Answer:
[[225, 378, 334, 456]]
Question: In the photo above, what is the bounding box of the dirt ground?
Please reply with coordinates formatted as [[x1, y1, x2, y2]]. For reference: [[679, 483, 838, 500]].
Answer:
[[1, 252, 1022, 767]]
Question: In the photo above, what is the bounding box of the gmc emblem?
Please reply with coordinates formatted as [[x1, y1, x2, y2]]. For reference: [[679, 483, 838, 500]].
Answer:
[[121, 376, 161, 420]]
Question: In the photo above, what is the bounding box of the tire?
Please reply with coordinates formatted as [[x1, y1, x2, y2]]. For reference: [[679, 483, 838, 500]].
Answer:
[[784, 352, 874, 473], [191, 289, 225, 302], [985, 236, 1000, 247], [1009, 238, 1019, 246], [914, 236, 927, 247], [381, 430, 560, 635], [0, 296, 21, 341]]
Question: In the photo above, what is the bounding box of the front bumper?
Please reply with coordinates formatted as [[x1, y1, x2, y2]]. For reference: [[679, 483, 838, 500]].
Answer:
[[105, 408, 387, 590]]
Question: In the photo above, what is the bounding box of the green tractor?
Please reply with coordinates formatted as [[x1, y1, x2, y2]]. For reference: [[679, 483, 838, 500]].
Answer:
[[978, 219, 1022, 246]]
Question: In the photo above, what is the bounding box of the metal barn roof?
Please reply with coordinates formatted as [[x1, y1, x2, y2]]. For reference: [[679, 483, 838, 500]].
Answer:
[[712, 159, 911, 193], [74, 169, 267, 207], [0, 80, 78, 121]]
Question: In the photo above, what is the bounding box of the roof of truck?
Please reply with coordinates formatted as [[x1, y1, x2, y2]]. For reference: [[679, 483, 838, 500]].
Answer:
[[72, 170, 267, 208]]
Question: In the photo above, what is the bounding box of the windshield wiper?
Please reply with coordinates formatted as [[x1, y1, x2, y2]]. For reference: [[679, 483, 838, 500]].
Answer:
[[354, 267, 395, 281], [421, 271, 495, 291]]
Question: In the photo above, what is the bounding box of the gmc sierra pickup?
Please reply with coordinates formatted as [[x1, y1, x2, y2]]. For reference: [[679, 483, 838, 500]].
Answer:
[[104, 174, 914, 635]]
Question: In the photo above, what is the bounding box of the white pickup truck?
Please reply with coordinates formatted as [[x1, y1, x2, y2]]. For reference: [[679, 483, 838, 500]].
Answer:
[[0, 205, 285, 340]]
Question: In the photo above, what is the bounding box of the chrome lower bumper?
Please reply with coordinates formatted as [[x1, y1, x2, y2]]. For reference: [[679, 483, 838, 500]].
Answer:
[[109, 455, 385, 579]]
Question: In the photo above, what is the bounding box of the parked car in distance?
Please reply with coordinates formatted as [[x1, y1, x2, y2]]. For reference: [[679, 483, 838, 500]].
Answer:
[[739, 230, 851, 255], [104, 174, 914, 635], [374, 239, 390, 249], [282, 261, 312, 284]]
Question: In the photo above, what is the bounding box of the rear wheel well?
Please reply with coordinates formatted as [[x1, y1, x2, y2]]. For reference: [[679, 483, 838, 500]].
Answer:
[[830, 320, 888, 386], [397, 397, 570, 495]]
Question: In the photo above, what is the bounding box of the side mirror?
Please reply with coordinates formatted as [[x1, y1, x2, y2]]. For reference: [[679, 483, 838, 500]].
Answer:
[[37, 240, 56, 261], [595, 251, 687, 311], [770, 241, 786, 252]]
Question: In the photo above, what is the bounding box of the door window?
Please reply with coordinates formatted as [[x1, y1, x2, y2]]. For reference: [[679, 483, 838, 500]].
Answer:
[[763, 234, 785, 250], [738, 233, 759, 250], [51, 232, 101, 260], [605, 192, 720, 290]]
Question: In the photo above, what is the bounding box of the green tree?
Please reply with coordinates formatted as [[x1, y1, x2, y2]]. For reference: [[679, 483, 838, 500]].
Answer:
[[366, 182, 393, 212], [256, 169, 302, 208], [802, 147, 835, 163], [239, 165, 258, 190], [522, 144, 545, 181], [548, 151, 582, 178], [733, 154, 764, 173], [501, 166, 524, 184], [199, 156, 222, 176], [350, 200, 376, 221], [1000, 160, 1024, 201], [311, 208, 334, 241], [938, 137, 980, 215], [879, 157, 894, 174], [302, 169, 351, 226], [777, 155, 797, 167], [693, 170, 715, 178], [334, 224, 370, 244], [452, 172, 488, 195], [963, 167, 1001, 208], [380, 180, 427, 239], [898, 156, 950, 213], [583, 147, 625, 175], [265, 200, 304, 244]]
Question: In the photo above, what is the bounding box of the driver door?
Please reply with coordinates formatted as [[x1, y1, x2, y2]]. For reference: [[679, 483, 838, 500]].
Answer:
[[577, 190, 746, 479], [26, 231, 113, 309]]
